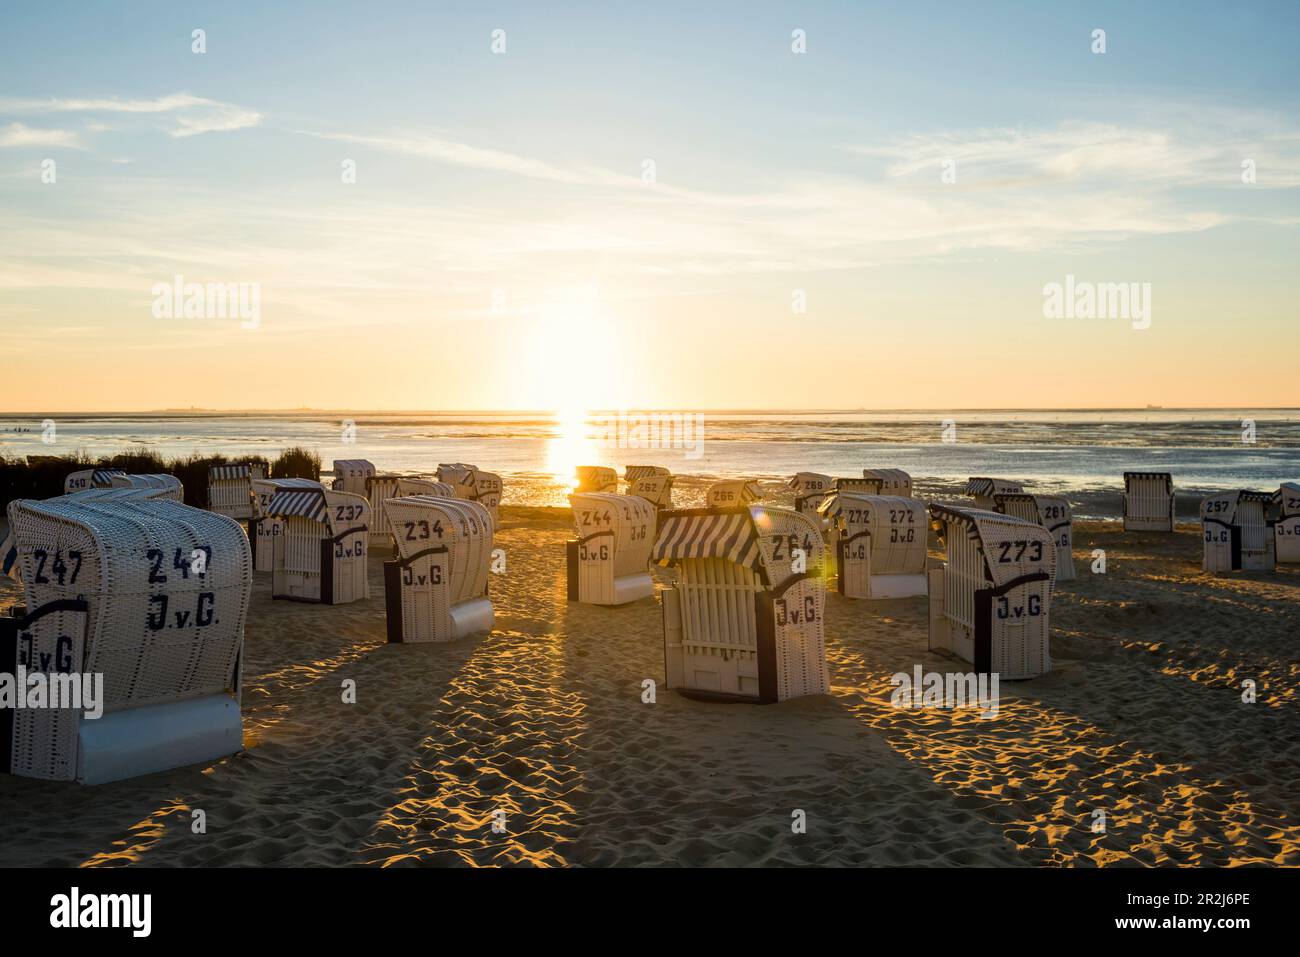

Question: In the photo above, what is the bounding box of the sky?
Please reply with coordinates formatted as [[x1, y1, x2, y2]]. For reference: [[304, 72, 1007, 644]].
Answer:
[[1, 1, 1298, 412]]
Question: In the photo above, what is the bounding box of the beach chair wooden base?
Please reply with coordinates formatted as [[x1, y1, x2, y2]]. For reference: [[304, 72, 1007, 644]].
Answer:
[[382, 560, 494, 642], [2, 598, 244, 784], [661, 573, 828, 704], [77, 694, 243, 785], [838, 570, 927, 600], [927, 566, 1051, 679], [1276, 517, 1300, 564], [272, 532, 369, 604], [565, 539, 655, 605]]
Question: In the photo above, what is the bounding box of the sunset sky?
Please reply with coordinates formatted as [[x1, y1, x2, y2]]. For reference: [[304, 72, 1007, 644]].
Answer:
[[1, 2, 1297, 412]]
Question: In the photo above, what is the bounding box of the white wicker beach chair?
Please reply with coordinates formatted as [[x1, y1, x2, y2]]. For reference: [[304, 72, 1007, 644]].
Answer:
[[382, 495, 494, 642], [436, 463, 503, 525], [820, 492, 928, 599], [2, 497, 249, 783], [625, 465, 673, 509], [207, 463, 265, 520], [965, 477, 1025, 511], [62, 468, 125, 494], [789, 472, 834, 516], [2, 486, 179, 585], [1123, 472, 1175, 532], [566, 492, 657, 605], [928, 503, 1055, 679], [994, 492, 1075, 581], [109, 473, 184, 501], [655, 505, 829, 703], [861, 469, 913, 497], [706, 480, 764, 509], [267, 487, 370, 604], [1200, 490, 1274, 572], [1274, 483, 1300, 564], [249, 477, 324, 572], [331, 459, 376, 496], [574, 465, 618, 494]]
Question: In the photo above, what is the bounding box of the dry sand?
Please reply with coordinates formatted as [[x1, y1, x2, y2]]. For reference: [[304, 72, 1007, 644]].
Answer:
[[0, 508, 1296, 867]]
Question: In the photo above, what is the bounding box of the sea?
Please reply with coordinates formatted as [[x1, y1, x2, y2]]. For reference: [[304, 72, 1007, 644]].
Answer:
[[2, 409, 1297, 519]]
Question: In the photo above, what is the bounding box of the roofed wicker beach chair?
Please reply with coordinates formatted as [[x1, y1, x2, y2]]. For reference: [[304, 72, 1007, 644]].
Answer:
[[207, 463, 266, 520], [993, 492, 1075, 581], [820, 491, 927, 599], [860, 468, 913, 497], [331, 459, 376, 496], [382, 495, 494, 642], [249, 477, 325, 571], [2, 497, 249, 783], [1122, 471, 1175, 532], [398, 477, 455, 497], [436, 463, 503, 525], [654, 504, 829, 703], [566, 492, 657, 605], [965, 476, 1025, 511], [364, 474, 410, 548], [1274, 483, 1300, 564], [927, 503, 1055, 679], [789, 472, 834, 515], [706, 479, 764, 509], [110, 473, 184, 501], [266, 486, 369, 604], [2, 486, 179, 585], [62, 468, 125, 494], [574, 465, 619, 494], [1201, 490, 1274, 572], [625, 465, 673, 509]]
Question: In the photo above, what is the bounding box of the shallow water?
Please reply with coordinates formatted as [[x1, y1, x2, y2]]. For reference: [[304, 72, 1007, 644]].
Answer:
[[2, 409, 1296, 517]]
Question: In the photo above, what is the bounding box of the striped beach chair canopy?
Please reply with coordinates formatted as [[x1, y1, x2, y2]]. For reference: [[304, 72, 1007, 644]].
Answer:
[[625, 465, 670, 483], [653, 505, 822, 588], [965, 477, 1024, 499], [93, 468, 126, 485], [653, 507, 768, 583], [574, 465, 619, 494], [265, 486, 330, 524], [1123, 471, 1172, 491], [208, 463, 265, 482]]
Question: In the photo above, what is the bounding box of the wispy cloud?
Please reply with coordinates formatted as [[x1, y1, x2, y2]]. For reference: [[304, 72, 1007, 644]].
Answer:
[[0, 121, 83, 149], [299, 129, 635, 188], [851, 117, 1300, 188], [0, 93, 261, 138]]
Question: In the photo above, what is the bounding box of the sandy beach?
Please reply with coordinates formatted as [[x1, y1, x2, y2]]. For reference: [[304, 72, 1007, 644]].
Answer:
[[0, 507, 1295, 868]]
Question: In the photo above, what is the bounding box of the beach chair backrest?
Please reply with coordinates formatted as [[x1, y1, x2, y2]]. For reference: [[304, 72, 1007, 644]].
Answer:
[[569, 492, 657, 580], [574, 465, 619, 494], [789, 472, 834, 514], [706, 480, 763, 509], [825, 493, 927, 576], [1123, 472, 1174, 530], [861, 469, 912, 497], [5, 497, 250, 713], [625, 465, 673, 508], [385, 494, 492, 604], [331, 459, 376, 496]]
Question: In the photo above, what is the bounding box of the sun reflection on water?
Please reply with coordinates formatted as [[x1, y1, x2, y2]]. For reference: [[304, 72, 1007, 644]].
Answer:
[[545, 407, 601, 492]]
